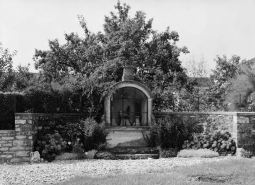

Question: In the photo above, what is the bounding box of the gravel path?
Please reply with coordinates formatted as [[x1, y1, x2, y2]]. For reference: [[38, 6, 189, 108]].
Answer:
[[0, 157, 229, 185]]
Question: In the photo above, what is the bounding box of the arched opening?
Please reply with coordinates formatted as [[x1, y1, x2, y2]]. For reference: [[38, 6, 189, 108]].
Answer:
[[110, 87, 149, 126]]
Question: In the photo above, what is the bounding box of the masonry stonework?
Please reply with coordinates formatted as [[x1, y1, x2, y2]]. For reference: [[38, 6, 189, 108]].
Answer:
[[236, 113, 255, 154], [157, 112, 255, 154], [1, 112, 255, 163], [155, 112, 237, 142], [0, 113, 34, 163]]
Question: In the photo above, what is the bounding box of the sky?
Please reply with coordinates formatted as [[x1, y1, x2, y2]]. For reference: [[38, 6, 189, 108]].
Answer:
[[0, 0, 255, 73]]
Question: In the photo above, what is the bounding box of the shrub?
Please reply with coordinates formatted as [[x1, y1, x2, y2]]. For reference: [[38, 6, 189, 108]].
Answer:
[[146, 115, 203, 149], [0, 92, 28, 130], [34, 117, 108, 161], [182, 130, 236, 156], [159, 148, 178, 158], [240, 149, 253, 158], [34, 131, 67, 161], [72, 138, 84, 154], [23, 83, 104, 120], [177, 149, 219, 158], [24, 83, 79, 113], [59, 118, 107, 152], [79, 118, 108, 151]]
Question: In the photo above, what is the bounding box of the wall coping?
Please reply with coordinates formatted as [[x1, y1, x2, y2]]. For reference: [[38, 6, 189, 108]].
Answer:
[[236, 112, 255, 116], [153, 112, 239, 115], [15, 112, 255, 118], [105, 126, 150, 131], [15, 113, 89, 117], [0, 130, 15, 133]]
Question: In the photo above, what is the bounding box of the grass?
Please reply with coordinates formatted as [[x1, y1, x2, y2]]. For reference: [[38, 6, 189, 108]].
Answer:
[[56, 158, 255, 185]]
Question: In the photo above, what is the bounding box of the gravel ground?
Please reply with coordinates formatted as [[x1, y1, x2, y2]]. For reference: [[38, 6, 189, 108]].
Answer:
[[0, 157, 230, 185]]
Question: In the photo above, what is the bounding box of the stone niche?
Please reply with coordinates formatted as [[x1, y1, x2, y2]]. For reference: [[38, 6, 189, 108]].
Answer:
[[105, 67, 152, 127], [104, 66, 153, 148]]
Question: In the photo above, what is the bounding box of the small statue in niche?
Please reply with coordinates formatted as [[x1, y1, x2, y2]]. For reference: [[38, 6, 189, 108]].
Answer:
[[120, 106, 131, 126], [125, 106, 131, 126], [119, 111, 124, 126]]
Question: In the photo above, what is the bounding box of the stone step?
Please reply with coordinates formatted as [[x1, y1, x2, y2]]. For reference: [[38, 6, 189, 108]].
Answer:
[[108, 147, 159, 154], [116, 153, 159, 160]]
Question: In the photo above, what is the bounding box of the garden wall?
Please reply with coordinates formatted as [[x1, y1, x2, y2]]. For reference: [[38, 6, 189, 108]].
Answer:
[[236, 113, 255, 154], [0, 114, 34, 163], [1, 112, 255, 163], [0, 113, 88, 163], [155, 112, 255, 154]]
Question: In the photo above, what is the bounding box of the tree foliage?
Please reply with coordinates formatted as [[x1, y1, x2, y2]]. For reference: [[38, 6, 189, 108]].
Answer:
[[33, 1, 190, 114], [0, 43, 16, 74], [0, 43, 16, 91], [225, 63, 255, 111], [0, 43, 36, 92], [184, 55, 209, 78], [209, 55, 242, 110]]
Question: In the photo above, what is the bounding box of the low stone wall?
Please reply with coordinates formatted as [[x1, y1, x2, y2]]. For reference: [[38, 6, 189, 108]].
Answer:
[[155, 112, 237, 142], [155, 112, 255, 154], [236, 113, 255, 154], [0, 113, 88, 163], [0, 114, 34, 163], [1, 112, 255, 163]]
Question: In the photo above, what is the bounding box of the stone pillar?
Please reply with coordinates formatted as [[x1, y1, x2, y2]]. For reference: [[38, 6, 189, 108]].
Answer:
[[0, 114, 34, 163], [105, 96, 111, 126], [232, 114, 238, 147], [122, 66, 136, 81], [10, 114, 34, 163], [236, 114, 255, 154], [148, 98, 152, 126]]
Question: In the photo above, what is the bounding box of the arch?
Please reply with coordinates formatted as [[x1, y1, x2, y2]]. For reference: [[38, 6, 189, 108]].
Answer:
[[112, 81, 152, 99], [104, 81, 152, 126]]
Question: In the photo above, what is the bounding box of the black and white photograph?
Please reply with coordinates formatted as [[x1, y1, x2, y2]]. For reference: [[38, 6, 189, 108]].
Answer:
[[0, 0, 255, 184]]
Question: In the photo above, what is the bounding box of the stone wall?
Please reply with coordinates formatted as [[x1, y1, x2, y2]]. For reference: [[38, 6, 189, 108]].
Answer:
[[1, 112, 255, 163], [156, 112, 255, 154], [0, 113, 89, 163], [0, 113, 34, 163], [155, 112, 237, 142], [236, 113, 255, 154]]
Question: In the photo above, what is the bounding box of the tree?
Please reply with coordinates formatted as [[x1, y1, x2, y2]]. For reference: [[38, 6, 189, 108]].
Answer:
[[225, 60, 255, 111], [179, 55, 211, 112], [184, 55, 209, 78], [33, 1, 190, 114], [0, 43, 17, 91], [0, 43, 16, 74], [0, 43, 37, 92], [13, 64, 37, 91], [209, 55, 243, 110]]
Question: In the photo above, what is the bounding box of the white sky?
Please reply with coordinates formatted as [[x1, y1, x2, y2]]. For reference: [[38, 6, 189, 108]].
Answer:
[[0, 0, 255, 72]]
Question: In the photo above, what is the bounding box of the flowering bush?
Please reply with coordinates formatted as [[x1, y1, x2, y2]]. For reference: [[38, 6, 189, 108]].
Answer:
[[34, 117, 108, 161], [182, 130, 236, 156], [34, 131, 67, 161]]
